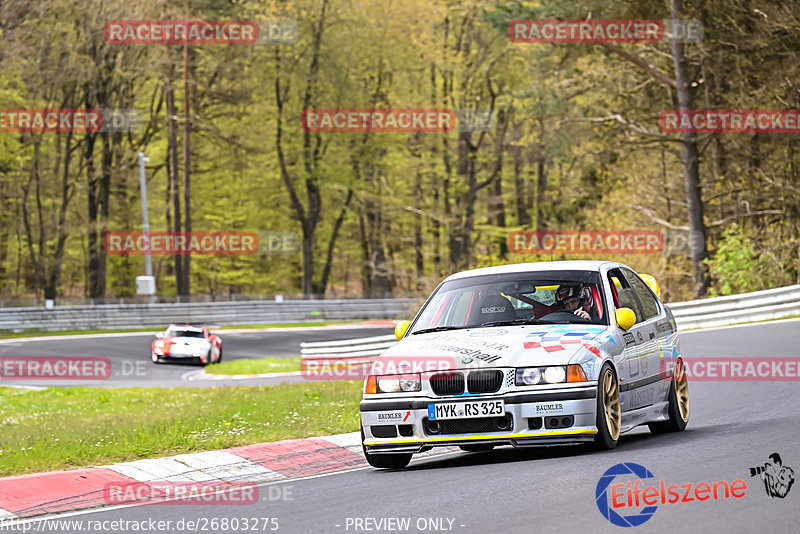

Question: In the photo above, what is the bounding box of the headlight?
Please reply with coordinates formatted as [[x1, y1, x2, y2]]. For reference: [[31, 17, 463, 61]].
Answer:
[[516, 367, 542, 385], [515, 365, 586, 386], [543, 366, 566, 384], [371, 374, 421, 393]]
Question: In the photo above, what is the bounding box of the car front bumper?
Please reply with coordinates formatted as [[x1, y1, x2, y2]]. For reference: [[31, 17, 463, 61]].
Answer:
[[360, 385, 598, 453]]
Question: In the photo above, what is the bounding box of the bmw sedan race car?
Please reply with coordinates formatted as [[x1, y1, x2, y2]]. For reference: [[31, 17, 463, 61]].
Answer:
[[151, 324, 223, 366], [360, 261, 690, 469]]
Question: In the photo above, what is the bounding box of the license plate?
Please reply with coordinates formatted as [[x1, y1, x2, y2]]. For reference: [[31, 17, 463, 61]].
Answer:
[[427, 400, 504, 420]]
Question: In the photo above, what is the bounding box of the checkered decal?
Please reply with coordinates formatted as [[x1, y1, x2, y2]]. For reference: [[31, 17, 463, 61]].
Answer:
[[523, 327, 606, 357], [505, 369, 515, 387]]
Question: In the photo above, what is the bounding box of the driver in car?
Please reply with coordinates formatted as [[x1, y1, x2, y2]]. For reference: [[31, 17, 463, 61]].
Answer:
[[555, 284, 591, 320]]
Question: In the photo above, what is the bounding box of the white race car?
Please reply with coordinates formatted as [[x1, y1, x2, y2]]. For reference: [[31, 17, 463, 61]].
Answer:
[[360, 261, 689, 468], [151, 324, 223, 366]]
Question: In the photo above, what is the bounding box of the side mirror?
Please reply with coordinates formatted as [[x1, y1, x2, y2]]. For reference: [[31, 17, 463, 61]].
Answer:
[[615, 308, 636, 331], [154, 332, 161, 339], [639, 273, 662, 299], [395, 320, 412, 340]]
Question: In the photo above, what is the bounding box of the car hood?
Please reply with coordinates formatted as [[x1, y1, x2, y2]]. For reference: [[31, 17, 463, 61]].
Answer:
[[382, 324, 612, 370], [168, 337, 210, 350]]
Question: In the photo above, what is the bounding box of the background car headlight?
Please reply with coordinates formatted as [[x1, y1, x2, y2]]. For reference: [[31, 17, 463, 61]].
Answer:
[[375, 374, 421, 393]]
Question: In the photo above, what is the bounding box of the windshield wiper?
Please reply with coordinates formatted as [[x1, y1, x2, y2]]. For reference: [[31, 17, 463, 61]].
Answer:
[[411, 325, 470, 335], [478, 319, 558, 327]]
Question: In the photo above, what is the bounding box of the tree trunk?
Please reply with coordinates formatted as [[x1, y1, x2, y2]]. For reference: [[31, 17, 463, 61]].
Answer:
[[318, 190, 353, 294], [165, 59, 183, 295], [670, 0, 710, 297], [512, 147, 530, 226], [85, 130, 100, 298]]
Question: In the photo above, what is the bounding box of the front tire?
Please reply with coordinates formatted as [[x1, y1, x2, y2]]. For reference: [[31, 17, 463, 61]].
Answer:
[[649, 358, 689, 434], [361, 429, 412, 469], [594, 363, 621, 450]]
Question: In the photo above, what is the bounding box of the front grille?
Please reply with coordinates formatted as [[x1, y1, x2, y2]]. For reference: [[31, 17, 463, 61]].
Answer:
[[423, 414, 513, 435], [430, 372, 465, 395], [467, 370, 503, 393]]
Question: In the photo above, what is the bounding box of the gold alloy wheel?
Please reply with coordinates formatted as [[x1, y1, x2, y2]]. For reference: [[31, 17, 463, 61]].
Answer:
[[675, 358, 690, 422], [603, 369, 621, 441]]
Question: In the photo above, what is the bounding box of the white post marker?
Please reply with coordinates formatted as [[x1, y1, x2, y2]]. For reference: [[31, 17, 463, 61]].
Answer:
[[137, 152, 155, 296]]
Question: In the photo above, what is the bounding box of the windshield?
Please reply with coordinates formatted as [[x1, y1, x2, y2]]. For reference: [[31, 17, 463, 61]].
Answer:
[[166, 328, 205, 338], [410, 270, 608, 333]]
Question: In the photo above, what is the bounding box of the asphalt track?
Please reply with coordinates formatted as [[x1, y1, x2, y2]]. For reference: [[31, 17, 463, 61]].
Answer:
[[0, 325, 393, 388], [9, 319, 800, 533]]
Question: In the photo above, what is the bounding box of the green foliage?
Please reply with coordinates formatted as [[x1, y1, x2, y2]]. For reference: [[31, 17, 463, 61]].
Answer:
[[704, 224, 771, 296], [0, 0, 798, 303]]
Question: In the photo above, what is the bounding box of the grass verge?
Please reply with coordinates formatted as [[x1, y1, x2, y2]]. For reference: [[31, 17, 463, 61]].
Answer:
[[204, 357, 302, 375], [0, 381, 362, 477]]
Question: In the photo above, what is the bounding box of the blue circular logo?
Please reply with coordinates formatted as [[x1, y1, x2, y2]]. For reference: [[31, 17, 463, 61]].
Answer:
[[596, 463, 658, 527]]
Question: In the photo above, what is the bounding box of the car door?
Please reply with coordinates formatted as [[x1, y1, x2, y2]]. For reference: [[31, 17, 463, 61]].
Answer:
[[621, 267, 672, 404], [618, 267, 665, 409], [607, 268, 655, 415]]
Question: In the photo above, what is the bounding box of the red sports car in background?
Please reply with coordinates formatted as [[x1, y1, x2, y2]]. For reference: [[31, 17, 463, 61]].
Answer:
[[151, 324, 223, 366]]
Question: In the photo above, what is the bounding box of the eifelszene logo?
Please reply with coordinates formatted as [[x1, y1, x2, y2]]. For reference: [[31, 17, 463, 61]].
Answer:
[[596, 462, 747, 527], [749, 453, 795, 499]]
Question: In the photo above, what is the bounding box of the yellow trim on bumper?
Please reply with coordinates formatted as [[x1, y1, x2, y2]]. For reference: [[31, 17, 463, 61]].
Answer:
[[364, 428, 598, 446]]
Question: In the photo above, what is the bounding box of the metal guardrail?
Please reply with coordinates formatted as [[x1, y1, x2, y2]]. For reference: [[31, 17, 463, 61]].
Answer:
[[300, 334, 397, 365], [300, 284, 800, 361], [0, 299, 422, 331], [669, 284, 800, 330]]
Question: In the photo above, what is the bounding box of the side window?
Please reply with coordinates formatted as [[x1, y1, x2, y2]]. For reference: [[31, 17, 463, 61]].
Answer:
[[607, 269, 644, 323], [622, 268, 660, 321]]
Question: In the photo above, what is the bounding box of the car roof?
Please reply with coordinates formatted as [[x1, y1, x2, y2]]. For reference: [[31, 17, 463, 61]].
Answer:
[[442, 260, 629, 282]]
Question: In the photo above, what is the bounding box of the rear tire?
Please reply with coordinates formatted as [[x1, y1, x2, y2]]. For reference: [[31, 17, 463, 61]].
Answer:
[[649, 358, 689, 434], [594, 363, 621, 451], [216, 346, 223, 363], [361, 429, 412, 469]]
